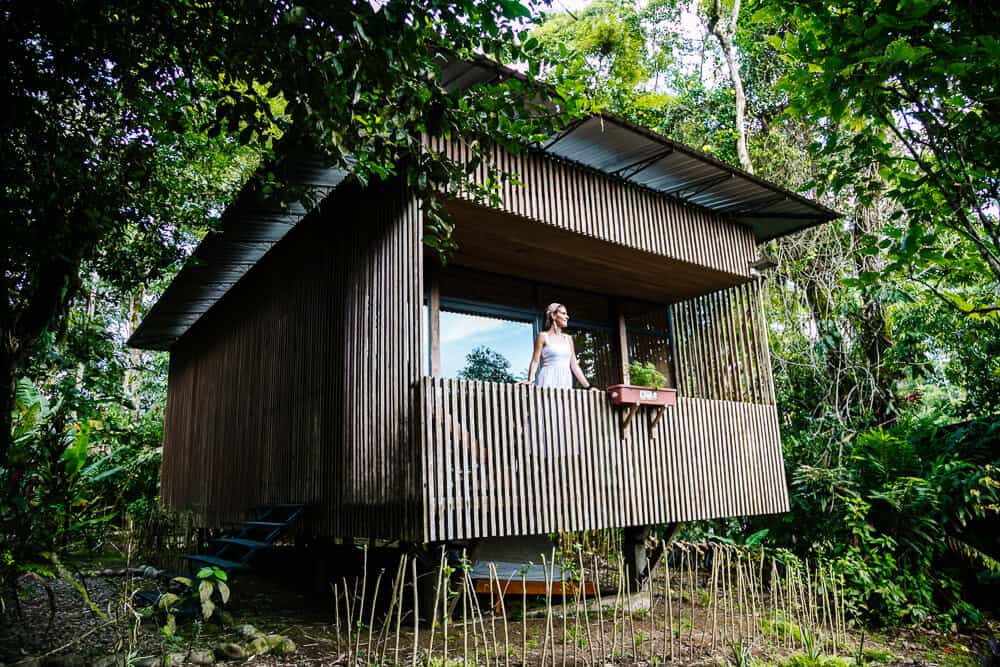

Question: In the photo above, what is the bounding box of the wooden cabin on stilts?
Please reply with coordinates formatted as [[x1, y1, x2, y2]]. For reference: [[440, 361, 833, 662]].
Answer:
[[130, 59, 838, 601]]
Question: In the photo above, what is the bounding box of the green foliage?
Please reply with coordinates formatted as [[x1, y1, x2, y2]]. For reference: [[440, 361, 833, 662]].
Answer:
[[531, 0, 680, 113], [157, 566, 231, 638], [1, 380, 116, 599], [458, 346, 516, 383], [756, 416, 1000, 627], [756, 0, 1000, 312], [628, 361, 668, 389]]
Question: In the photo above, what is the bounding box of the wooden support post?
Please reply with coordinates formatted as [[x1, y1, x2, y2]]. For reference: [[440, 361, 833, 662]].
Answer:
[[617, 302, 630, 384], [429, 268, 441, 377]]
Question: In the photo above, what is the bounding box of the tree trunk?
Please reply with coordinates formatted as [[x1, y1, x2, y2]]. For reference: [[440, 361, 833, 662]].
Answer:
[[124, 285, 145, 419], [0, 352, 14, 470], [707, 0, 754, 174]]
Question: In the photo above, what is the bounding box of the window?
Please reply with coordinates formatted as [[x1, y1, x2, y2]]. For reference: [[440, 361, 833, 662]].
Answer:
[[440, 308, 533, 382], [425, 266, 673, 389], [537, 285, 618, 388], [624, 301, 676, 388]]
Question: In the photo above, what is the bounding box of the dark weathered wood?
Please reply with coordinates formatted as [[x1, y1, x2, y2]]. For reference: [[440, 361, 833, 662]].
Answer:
[[668, 281, 774, 405], [429, 137, 757, 280], [419, 378, 787, 539], [161, 181, 423, 539]]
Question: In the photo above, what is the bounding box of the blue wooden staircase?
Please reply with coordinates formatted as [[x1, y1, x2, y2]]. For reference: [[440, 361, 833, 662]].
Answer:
[[137, 503, 307, 608]]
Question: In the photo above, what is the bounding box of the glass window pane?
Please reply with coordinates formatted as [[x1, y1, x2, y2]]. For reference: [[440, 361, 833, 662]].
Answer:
[[440, 310, 533, 382], [573, 329, 619, 389], [625, 300, 674, 387]]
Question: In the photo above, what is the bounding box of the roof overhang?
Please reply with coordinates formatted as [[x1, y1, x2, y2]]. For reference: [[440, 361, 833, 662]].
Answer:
[[541, 114, 839, 243], [131, 58, 838, 351], [440, 57, 840, 243], [127, 155, 348, 350]]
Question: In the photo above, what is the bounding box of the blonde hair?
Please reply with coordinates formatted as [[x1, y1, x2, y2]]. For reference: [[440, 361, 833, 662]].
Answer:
[[544, 302, 564, 330]]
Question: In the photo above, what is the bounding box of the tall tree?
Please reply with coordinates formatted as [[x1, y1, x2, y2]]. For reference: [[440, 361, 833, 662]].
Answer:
[[2, 0, 579, 467], [702, 0, 754, 172], [758, 0, 1000, 312]]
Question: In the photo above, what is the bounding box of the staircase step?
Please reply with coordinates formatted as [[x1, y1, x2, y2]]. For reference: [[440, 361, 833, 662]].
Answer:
[[183, 555, 247, 572], [212, 538, 273, 550], [240, 520, 287, 527]]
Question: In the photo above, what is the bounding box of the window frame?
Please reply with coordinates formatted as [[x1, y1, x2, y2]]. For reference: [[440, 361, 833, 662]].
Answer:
[[423, 264, 676, 386]]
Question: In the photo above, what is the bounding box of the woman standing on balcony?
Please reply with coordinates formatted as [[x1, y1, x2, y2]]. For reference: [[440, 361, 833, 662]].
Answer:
[[525, 303, 598, 390]]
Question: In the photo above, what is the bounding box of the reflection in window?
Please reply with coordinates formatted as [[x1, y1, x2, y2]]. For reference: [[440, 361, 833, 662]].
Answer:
[[440, 310, 533, 382], [573, 328, 618, 389], [626, 302, 675, 387]]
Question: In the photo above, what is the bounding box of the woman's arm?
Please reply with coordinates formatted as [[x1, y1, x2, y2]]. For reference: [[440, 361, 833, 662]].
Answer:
[[524, 333, 546, 384], [568, 337, 595, 389]]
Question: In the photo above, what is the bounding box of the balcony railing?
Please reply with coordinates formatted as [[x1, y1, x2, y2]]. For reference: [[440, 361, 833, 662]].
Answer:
[[419, 377, 788, 542]]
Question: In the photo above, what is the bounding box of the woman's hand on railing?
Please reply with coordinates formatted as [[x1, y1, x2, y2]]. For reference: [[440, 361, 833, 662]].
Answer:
[[588, 386, 603, 392]]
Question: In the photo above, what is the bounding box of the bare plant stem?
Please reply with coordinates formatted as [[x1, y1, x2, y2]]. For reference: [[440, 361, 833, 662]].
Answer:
[[488, 564, 500, 666], [711, 544, 720, 653], [354, 549, 368, 661], [429, 549, 444, 663], [666, 549, 674, 662], [411, 558, 419, 667], [489, 563, 510, 667], [343, 577, 355, 663], [332, 581, 342, 655], [610, 555, 621, 660], [686, 545, 695, 660], [648, 542, 656, 662], [522, 571, 528, 666], [561, 567, 569, 667], [689, 544, 698, 657], [462, 556, 469, 665], [394, 555, 407, 665], [593, 555, 606, 663], [577, 547, 594, 667], [625, 558, 638, 662], [367, 567, 384, 660]]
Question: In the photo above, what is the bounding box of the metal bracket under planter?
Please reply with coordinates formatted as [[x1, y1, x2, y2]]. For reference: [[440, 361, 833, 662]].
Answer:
[[606, 384, 678, 430]]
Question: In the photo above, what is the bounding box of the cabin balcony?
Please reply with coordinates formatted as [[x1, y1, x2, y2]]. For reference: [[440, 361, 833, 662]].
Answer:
[[418, 377, 788, 543]]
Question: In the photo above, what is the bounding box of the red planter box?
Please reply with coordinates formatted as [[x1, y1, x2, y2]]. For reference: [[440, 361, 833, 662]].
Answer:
[[606, 384, 677, 407]]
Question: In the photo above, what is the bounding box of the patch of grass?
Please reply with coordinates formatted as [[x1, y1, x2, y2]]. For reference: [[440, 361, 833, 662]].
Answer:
[[760, 611, 805, 643], [781, 654, 851, 667], [932, 644, 978, 667], [861, 648, 895, 664]]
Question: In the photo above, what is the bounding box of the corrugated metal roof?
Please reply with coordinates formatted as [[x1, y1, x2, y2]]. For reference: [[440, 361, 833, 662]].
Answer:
[[542, 114, 838, 241], [130, 58, 838, 351]]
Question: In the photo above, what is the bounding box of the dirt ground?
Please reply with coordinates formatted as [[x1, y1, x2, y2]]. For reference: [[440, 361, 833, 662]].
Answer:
[[1, 552, 997, 667]]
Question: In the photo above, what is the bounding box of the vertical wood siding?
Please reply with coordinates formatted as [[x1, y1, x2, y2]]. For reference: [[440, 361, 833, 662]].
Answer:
[[161, 181, 424, 539], [420, 378, 788, 542], [669, 280, 775, 405], [428, 136, 757, 280]]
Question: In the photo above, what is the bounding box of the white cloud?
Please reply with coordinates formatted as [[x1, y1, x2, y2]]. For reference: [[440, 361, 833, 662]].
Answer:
[[440, 312, 509, 344]]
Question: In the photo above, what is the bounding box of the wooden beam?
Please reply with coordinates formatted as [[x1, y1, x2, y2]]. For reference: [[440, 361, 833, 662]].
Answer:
[[429, 265, 441, 377], [617, 302, 630, 384]]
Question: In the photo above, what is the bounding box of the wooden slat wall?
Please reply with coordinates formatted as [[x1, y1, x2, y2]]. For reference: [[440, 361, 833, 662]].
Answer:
[[669, 280, 775, 405], [421, 379, 788, 541], [427, 136, 757, 279], [161, 181, 424, 539]]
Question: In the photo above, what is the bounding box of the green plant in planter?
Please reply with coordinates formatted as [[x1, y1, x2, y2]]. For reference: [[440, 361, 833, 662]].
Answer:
[[628, 361, 668, 389]]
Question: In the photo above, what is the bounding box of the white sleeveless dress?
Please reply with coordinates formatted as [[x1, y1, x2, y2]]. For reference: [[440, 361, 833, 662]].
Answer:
[[534, 334, 574, 389]]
